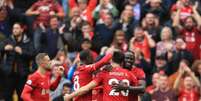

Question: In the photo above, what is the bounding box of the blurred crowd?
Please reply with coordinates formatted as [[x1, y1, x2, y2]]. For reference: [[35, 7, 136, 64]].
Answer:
[[0, 0, 201, 101]]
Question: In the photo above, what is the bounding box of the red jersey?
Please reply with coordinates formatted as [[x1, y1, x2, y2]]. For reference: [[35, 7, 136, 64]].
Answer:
[[129, 67, 145, 101], [21, 71, 61, 101], [92, 86, 103, 101], [179, 88, 199, 101], [31, 1, 63, 28], [73, 54, 112, 101], [132, 37, 151, 62], [94, 67, 138, 101], [131, 67, 145, 80], [171, 5, 192, 20], [69, 0, 97, 25], [181, 28, 201, 59]]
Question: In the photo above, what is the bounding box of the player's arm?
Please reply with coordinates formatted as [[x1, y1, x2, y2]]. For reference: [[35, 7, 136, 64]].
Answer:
[[87, 53, 112, 72], [127, 80, 146, 94], [64, 80, 97, 101], [21, 84, 34, 101]]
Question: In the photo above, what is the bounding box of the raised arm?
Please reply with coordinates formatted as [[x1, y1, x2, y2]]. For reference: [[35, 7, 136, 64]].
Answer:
[[87, 0, 97, 11], [172, 9, 183, 30], [192, 2, 201, 29]]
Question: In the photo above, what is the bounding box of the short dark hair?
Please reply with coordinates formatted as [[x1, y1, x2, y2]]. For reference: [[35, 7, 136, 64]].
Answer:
[[112, 51, 124, 64], [82, 38, 91, 44], [63, 82, 72, 88], [79, 50, 93, 64], [35, 53, 48, 65]]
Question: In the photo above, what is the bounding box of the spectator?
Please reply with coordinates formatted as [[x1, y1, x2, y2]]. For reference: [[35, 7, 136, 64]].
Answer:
[[171, 0, 193, 20], [167, 37, 193, 73], [152, 74, 177, 101], [93, 0, 119, 21], [0, 22, 35, 101], [54, 49, 72, 75], [110, 30, 128, 52], [26, 0, 64, 50], [141, 12, 162, 42], [93, 13, 115, 52], [173, 63, 200, 101], [53, 82, 72, 101], [0, 6, 11, 39], [142, 0, 167, 23], [156, 26, 175, 56], [126, 0, 142, 23], [146, 73, 160, 94], [50, 63, 71, 100], [69, 0, 97, 25], [151, 55, 170, 75], [39, 16, 66, 59], [114, 5, 137, 40], [130, 26, 155, 62], [173, 2, 201, 59]]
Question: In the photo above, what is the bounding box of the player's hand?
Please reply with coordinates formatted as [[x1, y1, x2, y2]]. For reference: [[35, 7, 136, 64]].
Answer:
[[112, 81, 129, 92], [15, 46, 22, 54], [4, 44, 13, 51]]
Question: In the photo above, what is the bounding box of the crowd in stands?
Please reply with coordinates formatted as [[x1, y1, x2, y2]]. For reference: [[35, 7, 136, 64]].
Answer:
[[0, 0, 201, 101]]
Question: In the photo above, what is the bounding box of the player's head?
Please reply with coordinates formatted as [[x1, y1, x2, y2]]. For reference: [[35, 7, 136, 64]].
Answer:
[[112, 51, 124, 65], [35, 53, 51, 70], [123, 51, 135, 70], [79, 50, 93, 65]]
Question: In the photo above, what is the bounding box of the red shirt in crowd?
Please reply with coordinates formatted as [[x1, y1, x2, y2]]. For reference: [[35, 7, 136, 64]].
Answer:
[[171, 4, 192, 20], [179, 88, 200, 101], [69, 0, 97, 25], [21, 71, 61, 101], [30, 0, 63, 28], [180, 28, 201, 59], [132, 37, 151, 62], [73, 54, 112, 101], [93, 67, 138, 101]]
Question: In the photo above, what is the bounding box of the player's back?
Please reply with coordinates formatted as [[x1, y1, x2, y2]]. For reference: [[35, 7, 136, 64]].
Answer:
[[94, 67, 138, 101], [73, 65, 94, 101]]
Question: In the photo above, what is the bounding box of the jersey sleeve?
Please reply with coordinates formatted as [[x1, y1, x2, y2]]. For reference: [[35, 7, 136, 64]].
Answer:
[[81, 54, 112, 73], [129, 72, 138, 86], [21, 75, 37, 101]]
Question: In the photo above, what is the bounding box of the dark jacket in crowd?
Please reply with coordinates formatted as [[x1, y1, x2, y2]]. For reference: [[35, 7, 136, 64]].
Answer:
[[0, 35, 35, 76]]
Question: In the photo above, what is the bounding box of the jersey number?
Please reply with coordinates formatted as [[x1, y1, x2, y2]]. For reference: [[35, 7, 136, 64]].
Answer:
[[74, 75, 80, 90], [108, 79, 130, 96]]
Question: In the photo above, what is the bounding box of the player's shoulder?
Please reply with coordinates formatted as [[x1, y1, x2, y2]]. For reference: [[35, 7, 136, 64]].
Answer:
[[28, 71, 40, 80]]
